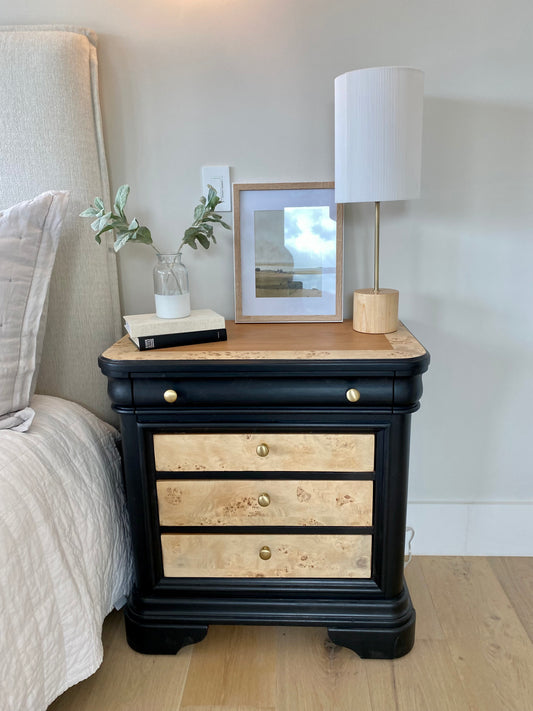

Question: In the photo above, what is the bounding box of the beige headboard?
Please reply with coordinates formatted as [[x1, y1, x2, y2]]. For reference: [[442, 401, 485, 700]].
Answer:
[[0, 25, 121, 422]]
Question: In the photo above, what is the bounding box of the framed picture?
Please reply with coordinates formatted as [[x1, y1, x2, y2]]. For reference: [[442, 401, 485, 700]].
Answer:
[[233, 182, 343, 323]]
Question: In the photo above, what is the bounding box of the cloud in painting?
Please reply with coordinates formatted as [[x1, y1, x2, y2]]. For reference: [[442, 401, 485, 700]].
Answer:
[[283, 206, 336, 267]]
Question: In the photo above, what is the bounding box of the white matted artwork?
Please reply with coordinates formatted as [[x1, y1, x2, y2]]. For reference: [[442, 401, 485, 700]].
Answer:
[[233, 182, 343, 322]]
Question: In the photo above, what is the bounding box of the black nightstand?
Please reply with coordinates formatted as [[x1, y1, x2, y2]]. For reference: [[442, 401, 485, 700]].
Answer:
[[99, 320, 429, 659]]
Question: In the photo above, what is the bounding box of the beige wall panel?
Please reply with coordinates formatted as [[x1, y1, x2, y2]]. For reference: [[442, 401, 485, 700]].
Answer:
[[157, 479, 373, 527], [161, 533, 372, 579], [153, 433, 375, 473]]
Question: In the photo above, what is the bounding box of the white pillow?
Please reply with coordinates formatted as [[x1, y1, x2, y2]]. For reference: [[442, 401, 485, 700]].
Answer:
[[0, 191, 69, 430]]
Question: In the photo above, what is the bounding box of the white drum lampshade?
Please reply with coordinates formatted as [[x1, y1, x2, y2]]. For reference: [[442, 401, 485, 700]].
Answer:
[[335, 66, 424, 333]]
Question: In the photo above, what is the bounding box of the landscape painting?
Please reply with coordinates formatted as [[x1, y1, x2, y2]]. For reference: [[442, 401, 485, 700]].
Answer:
[[253, 206, 337, 299], [233, 183, 343, 322]]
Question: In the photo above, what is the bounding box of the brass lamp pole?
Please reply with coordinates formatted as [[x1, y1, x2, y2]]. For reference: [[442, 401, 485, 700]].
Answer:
[[350, 200, 399, 333], [374, 201, 380, 292]]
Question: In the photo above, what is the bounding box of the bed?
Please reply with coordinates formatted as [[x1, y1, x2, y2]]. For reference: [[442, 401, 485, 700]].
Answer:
[[0, 26, 133, 711]]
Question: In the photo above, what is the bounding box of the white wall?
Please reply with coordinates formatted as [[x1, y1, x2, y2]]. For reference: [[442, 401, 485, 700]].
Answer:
[[2, 0, 532, 554]]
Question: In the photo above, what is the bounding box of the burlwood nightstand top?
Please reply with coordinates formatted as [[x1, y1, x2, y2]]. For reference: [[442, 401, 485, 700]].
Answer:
[[101, 320, 427, 362]]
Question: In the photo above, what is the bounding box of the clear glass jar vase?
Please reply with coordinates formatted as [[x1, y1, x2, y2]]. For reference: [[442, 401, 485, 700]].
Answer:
[[153, 253, 190, 319]]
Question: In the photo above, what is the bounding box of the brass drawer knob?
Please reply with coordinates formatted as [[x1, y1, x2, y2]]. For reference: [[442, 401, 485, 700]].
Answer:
[[346, 388, 361, 403], [163, 389, 178, 404], [259, 546, 272, 560], [258, 493, 271, 507], [256, 443, 269, 457]]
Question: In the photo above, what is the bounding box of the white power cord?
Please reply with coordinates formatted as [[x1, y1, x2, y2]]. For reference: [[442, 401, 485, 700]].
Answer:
[[404, 526, 415, 567]]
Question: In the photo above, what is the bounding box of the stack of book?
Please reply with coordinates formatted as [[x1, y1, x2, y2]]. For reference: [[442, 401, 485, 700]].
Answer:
[[123, 309, 227, 350]]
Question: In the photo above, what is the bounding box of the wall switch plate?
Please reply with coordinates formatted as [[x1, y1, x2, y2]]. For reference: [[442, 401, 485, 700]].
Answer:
[[202, 166, 231, 212]]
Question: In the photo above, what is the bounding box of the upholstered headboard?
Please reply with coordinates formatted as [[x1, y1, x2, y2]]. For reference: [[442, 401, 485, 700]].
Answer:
[[0, 25, 121, 422]]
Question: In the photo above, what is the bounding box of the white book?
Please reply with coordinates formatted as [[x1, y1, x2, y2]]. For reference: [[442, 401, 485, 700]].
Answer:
[[123, 309, 225, 337]]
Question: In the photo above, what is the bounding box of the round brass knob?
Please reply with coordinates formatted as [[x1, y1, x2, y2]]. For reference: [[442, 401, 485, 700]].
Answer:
[[259, 546, 272, 560], [256, 443, 269, 457], [258, 493, 271, 507], [346, 388, 361, 403], [163, 389, 178, 404]]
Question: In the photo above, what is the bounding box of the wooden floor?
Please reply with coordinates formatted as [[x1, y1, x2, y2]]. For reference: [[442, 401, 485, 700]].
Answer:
[[48, 557, 533, 711]]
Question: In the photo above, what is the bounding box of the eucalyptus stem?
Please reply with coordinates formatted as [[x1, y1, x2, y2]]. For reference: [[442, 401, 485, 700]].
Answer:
[[80, 183, 231, 255]]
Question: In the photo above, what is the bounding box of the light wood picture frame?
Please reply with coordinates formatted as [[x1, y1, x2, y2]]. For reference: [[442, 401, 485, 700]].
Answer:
[[233, 182, 343, 323]]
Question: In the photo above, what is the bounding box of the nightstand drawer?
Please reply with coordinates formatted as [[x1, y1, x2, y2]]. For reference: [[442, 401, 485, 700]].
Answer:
[[153, 433, 375, 473], [161, 533, 372, 578], [132, 376, 393, 408], [156, 479, 373, 527]]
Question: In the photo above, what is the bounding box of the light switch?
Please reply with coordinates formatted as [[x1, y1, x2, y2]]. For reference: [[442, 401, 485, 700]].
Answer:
[[202, 166, 231, 212]]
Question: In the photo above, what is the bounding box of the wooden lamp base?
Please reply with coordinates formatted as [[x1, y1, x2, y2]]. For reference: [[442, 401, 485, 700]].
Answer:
[[353, 288, 399, 334]]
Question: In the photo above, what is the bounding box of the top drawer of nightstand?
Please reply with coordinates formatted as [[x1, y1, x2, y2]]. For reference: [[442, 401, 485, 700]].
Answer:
[[132, 376, 393, 409]]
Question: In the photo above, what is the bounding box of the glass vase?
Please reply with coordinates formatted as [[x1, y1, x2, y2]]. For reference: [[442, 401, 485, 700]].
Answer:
[[153, 253, 190, 319]]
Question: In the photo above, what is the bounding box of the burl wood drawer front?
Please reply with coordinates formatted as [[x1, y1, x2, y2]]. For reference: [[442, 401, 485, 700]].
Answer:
[[156, 479, 373, 527], [153, 433, 375, 473], [161, 533, 372, 578]]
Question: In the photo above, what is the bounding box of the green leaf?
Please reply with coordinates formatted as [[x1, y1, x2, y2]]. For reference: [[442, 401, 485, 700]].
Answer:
[[184, 226, 199, 239], [95, 234, 102, 245], [203, 215, 230, 230], [95, 224, 116, 237], [207, 185, 220, 209], [182, 230, 199, 248], [133, 226, 153, 244], [91, 211, 113, 233], [128, 218, 139, 230], [114, 185, 130, 212], [194, 204, 206, 222], [94, 197, 105, 211], [79, 206, 101, 217], [197, 234, 210, 249], [113, 232, 132, 252], [112, 217, 129, 231]]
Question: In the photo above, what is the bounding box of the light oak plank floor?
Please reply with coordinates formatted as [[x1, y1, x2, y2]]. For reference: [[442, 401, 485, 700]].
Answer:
[[48, 557, 533, 711]]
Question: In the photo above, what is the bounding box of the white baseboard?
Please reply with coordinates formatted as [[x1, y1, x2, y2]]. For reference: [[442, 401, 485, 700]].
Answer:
[[406, 502, 533, 556]]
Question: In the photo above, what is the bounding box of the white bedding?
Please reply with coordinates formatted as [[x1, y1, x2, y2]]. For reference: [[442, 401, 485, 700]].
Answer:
[[0, 395, 133, 711]]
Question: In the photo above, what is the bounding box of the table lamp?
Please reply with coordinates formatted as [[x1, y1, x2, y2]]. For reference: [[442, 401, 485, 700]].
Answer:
[[335, 66, 424, 333]]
